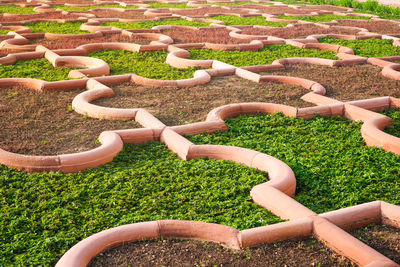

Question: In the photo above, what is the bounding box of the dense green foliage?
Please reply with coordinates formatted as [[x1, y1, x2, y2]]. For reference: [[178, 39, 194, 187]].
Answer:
[[0, 142, 280, 265], [318, 37, 400, 57], [383, 109, 400, 138], [88, 49, 198, 79], [53, 4, 138, 11], [147, 2, 196, 8], [278, 14, 371, 22], [0, 29, 10, 35], [189, 45, 337, 66], [0, 5, 35, 14], [273, 0, 400, 19], [0, 58, 71, 81], [189, 113, 400, 213], [210, 15, 289, 27], [102, 18, 210, 29], [23, 21, 87, 34]]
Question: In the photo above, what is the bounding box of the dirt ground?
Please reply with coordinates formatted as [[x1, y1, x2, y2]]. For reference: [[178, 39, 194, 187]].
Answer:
[[88, 237, 355, 267]]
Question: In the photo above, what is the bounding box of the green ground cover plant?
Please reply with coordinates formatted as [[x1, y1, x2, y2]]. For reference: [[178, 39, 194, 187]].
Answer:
[[88, 49, 198, 79], [210, 15, 289, 27], [272, 0, 400, 19], [278, 14, 371, 22], [0, 30, 10, 35], [53, 5, 138, 11], [23, 21, 87, 34], [188, 112, 400, 213], [0, 5, 36, 14], [383, 109, 400, 138], [102, 18, 210, 29], [0, 58, 71, 81], [0, 142, 281, 265], [318, 37, 400, 57], [147, 2, 196, 8], [189, 44, 337, 66]]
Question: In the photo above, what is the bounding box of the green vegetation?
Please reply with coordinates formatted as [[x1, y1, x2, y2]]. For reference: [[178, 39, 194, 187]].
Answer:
[[88, 49, 198, 79], [0, 5, 36, 14], [53, 4, 138, 11], [0, 58, 71, 81], [102, 18, 210, 29], [189, 44, 337, 66], [147, 2, 196, 8], [210, 15, 289, 27], [212, 1, 273, 6], [318, 37, 400, 57], [0, 30, 10, 35], [22, 21, 87, 34], [278, 14, 371, 22], [189, 113, 400, 213], [383, 109, 400, 138], [272, 0, 400, 19], [0, 142, 281, 265]]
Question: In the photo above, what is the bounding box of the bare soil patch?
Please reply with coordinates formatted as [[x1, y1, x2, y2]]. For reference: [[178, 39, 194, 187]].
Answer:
[[0, 13, 82, 23], [241, 24, 360, 39], [91, 9, 149, 19], [171, 7, 250, 16], [162, 28, 248, 44], [267, 63, 400, 101], [299, 5, 351, 12], [92, 75, 311, 126], [334, 19, 400, 34], [235, 5, 311, 15], [0, 87, 139, 155], [349, 224, 400, 264], [88, 237, 354, 267]]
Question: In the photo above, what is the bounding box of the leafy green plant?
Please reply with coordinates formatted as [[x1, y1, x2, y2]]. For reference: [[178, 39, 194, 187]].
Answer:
[[88, 49, 198, 79], [383, 109, 400, 138], [102, 18, 210, 29], [0, 5, 36, 14], [0, 58, 71, 81], [0, 142, 281, 265], [189, 44, 337, 66], [0, 29, 10, 35], [23, 21, 87, 34], [318, 37, 400, 57], [53, 4, 138, 11], [210, 15, 289, 27], [278, 14, 371, 22]]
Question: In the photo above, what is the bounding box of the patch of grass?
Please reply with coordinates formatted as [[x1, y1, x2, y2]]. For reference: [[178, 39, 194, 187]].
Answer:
[[189, 44, 337, 66], [88, 49, 198, 79], [0, 58, 71, 81], [318, 37, 400, 57], [383, 109, 400, 138], [210, 15, 289, 27], [212, 1, 273, 6], [22, 21, 87, 34], [188, 113, 400, 213], [278, 14, 371, 22], [0, 30, 10, 34], [147, 2, 196, 8], [0, 5, 36, 14], [0, 142, 281, 265], [53, 5, 138, 11], [102, 18, 210, 29]]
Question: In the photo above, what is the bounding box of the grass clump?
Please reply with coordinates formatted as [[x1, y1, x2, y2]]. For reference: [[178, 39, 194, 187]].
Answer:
[[53, 5, 138, 11], [0, 5, 36, 14], [189, 44, 337, 66], [383, 109, 400, 138], [0, 58, 71, 81], [0, 142, 280, 265], [210, 15, 289, 27], [188, 112, 400, 213], [278, 14, 371, 22], [102, 18, 210, 29], [22, 21, 87, 34], [88, 49, 198, 79], [318, 37, 400, 57]]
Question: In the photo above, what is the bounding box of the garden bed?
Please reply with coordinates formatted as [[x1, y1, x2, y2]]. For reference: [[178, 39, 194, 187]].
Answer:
[[91, 9, 149, 20], [333, 19, 400, 34], [88, 237, 354, 266]]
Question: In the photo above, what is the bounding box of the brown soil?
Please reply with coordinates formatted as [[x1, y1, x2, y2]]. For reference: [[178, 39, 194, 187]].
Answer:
[[171, 6, 250, 16], [235, 5, 312, 15], [241, 24, 360, 39], [349, 224, 400, 264], [0, 13, 82, 23], [52, 0, 98, 3], [299, 4, 351, 12], [31, 33, 150, 50], [0, 87, 139, 155], [335, 20, 400, 34], [93, 75, 311, 126], [92, 9, 149, 19], [161, 28, 248, 44], [88, 237, 355, 267], [266, 63, 400, 101]]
